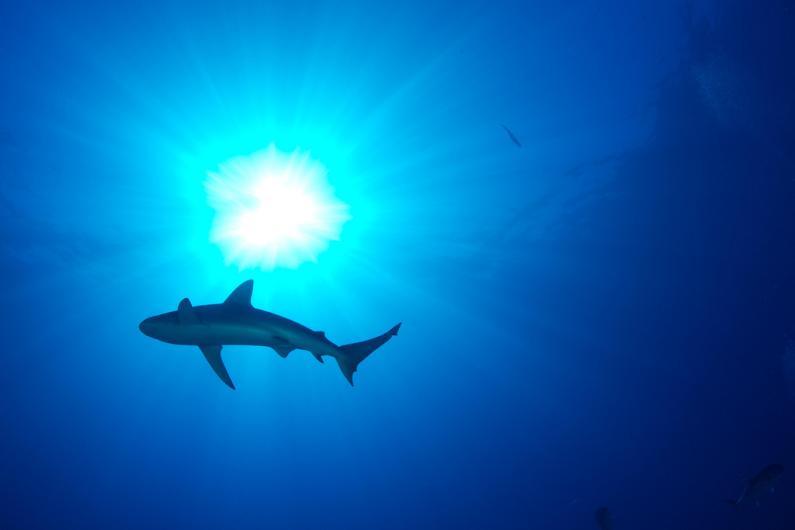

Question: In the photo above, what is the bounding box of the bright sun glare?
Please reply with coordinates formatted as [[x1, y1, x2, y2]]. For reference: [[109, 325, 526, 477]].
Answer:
[[205, 145, 350, 270]]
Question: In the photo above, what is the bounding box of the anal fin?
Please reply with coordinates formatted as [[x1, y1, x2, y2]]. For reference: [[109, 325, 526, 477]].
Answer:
[[199, 345, 235, 389], [312, 352, 324, 364]]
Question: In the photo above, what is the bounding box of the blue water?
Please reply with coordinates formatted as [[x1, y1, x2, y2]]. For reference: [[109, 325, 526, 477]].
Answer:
[[1, 1, 794, 529]]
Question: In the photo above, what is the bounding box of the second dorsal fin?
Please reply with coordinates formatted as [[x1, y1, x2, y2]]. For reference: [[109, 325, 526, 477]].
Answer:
[[224, 280, 254, 306]]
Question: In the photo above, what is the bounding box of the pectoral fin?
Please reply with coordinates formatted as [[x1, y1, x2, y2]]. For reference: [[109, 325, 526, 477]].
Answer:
[[199, 345, 235, 389]]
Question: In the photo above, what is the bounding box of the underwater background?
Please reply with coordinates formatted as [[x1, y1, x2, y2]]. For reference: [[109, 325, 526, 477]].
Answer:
[[1, 0, 794, 528]]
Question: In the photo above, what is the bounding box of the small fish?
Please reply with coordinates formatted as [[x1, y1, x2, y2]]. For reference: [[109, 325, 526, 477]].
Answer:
[[727, 464, 784, 507], [500, 124, 522, 147], [595, 506, 612, 530]]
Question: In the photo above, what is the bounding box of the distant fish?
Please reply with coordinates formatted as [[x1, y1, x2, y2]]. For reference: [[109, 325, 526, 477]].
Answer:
[[727, 464, 784, 507], [595, 506, 612, 530], [500, 124, 522, 147]]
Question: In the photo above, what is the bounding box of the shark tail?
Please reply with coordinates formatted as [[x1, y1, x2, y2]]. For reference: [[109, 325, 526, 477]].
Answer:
[[335, 323, 401, 386]]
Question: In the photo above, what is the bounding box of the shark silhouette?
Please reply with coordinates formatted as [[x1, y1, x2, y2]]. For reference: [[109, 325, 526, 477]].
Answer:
[[727, 464, 784, 507], [139, 280, 401, 388]]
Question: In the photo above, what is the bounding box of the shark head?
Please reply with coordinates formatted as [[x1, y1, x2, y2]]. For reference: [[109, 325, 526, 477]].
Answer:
[[140, 298, 202, 345], [139, 311, 179, 342]]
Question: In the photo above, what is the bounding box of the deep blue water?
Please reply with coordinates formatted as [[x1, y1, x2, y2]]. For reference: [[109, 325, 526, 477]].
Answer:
[[1, 1, 794, 529]]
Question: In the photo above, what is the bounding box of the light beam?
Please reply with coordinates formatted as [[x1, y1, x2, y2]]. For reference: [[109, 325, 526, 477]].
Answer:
[[205, 145, 350, 269]]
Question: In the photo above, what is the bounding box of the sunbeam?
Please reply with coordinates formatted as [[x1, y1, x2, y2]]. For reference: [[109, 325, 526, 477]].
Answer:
[[204, 144, 351, 270]]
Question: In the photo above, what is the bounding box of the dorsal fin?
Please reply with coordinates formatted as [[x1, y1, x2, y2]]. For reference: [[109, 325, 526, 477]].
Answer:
[[313, 331, 326, 339], [177, 298, 199, 324], [224, 280, 254, 306]]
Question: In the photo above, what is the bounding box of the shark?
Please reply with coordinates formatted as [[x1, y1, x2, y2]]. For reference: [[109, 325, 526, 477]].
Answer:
[[139, 279, 401, 389], [594, 507, 612, 530], [727, 464, 784, 507]]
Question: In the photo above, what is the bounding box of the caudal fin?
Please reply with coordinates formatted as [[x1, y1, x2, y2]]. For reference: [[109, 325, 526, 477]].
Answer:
[[336, 323, 401, 386]]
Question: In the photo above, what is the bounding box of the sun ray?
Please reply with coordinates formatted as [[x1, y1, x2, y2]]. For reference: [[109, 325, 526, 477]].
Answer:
[[204, 145, 350, 269]]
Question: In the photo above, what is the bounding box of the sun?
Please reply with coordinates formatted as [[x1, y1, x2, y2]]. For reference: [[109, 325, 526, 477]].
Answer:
[[205, 145, 350, 270]]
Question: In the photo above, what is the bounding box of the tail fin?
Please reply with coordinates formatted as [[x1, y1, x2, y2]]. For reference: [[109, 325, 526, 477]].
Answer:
[[336, 323, 401, 386]]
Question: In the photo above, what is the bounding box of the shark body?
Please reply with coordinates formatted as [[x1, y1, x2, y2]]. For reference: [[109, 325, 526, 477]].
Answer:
[[139, 280, 400, 388], [594, 507, 612, 530], [727, 464, 784, 507]]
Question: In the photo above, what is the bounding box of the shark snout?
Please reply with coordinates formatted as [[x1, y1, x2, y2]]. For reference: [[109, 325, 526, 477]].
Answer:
[[138, 318, 155, 337]]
